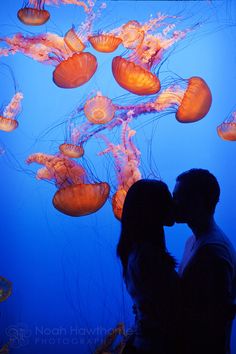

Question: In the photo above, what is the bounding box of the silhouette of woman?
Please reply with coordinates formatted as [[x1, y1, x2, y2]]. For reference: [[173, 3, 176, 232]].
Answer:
[[117, 179, 181, 354]]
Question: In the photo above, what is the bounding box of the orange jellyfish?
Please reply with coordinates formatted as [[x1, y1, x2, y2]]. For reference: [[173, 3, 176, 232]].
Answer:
[[99, 119, 141, 220], [0, 276, 12, 302], [152, 77, 212, 123], [26, 152, 110, 216], [175, 77, 212, 123], [0, 92, 23, 132], [112, 56, 161, 96], [53, 52, 97, 88], [112, 14, 194, 95], [84, 93, 117, 124], [112, 189, 127, 221], [1, 2, 102, 89], [64, 27, 86, 52], [17, 1, 50, 26], [88, 34, 122, 53], [53, 182, 110, 216], [59, 143, 84, 158], [217, 111, 236, 141]]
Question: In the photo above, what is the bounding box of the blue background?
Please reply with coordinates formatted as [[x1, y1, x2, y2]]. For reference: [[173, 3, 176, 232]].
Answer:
[[0, 1, 236, 353]]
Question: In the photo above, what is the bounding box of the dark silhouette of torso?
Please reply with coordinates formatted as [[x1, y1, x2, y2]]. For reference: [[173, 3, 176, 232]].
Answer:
[[179, 224, 236, 354], [125, 240, 181, 354]]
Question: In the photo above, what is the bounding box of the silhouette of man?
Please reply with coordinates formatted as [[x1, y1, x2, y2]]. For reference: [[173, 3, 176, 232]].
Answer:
[[173, 169, 236, 354]]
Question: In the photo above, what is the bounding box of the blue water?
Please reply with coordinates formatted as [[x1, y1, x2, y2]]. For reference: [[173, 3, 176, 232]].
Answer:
[[0, 1, 236, 353]]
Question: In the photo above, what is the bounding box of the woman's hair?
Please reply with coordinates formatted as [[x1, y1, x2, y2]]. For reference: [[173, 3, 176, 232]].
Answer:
[[117, 179, 174, 274]]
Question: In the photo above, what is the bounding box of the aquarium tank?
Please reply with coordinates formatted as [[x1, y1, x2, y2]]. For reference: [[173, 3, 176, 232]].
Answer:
[[0, 0, 236, 353]]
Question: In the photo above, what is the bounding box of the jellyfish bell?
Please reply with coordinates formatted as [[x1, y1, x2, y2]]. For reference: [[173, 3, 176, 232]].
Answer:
[[59, 143, 84, 158], [88, 34, 122, 53], [112, 189, 127, 220], [0, 116, 19, 132], [17, 2, 50, 26], [52, 182, 110, 216], [64, 28, 86, 53], [217, 112, 236, 141], [53, 52, 98, 89], [217, 123, 236, 141], [176, 76, 212, 123], [0, 276, 12, 302], [84, 94, 116, 124], [112, 56, 161, 96]]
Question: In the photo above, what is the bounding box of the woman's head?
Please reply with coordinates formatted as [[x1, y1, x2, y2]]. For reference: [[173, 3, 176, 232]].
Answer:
[[122, 179, 174, 228], [117, 179, 174, 273]]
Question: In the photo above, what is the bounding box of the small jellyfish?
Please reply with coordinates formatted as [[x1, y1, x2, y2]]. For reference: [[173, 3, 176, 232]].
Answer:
[[64, 27, 86, 53], [17, 1, 50, 26], [53, 52, 98, 88], [112, 189, 127, 221], [26, 152, 110, 216], [84, 93, 116, 124], [0, 92, 23, 132], [88, 34, 122, 53], [112, 56, 161, 96], [217, 111, 236, 141], [0, 276, 12, 302], [59, 143, 84, 158]]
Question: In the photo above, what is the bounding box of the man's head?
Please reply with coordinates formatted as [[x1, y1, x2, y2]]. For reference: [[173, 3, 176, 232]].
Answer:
[[173, 169, 220, 224]]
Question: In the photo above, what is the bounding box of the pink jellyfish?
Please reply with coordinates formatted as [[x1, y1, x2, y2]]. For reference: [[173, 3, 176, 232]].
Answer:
[[26, 152, 110, 216], [99, 118, 141, 220], [217, 111, 236, 141], [0, 92, 23, 132], [84, 92, 117, 124], [59, 143, 84, 158]]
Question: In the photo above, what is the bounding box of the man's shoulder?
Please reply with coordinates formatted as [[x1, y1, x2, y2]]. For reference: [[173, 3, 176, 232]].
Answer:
[[196, 240, 236, 273]]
